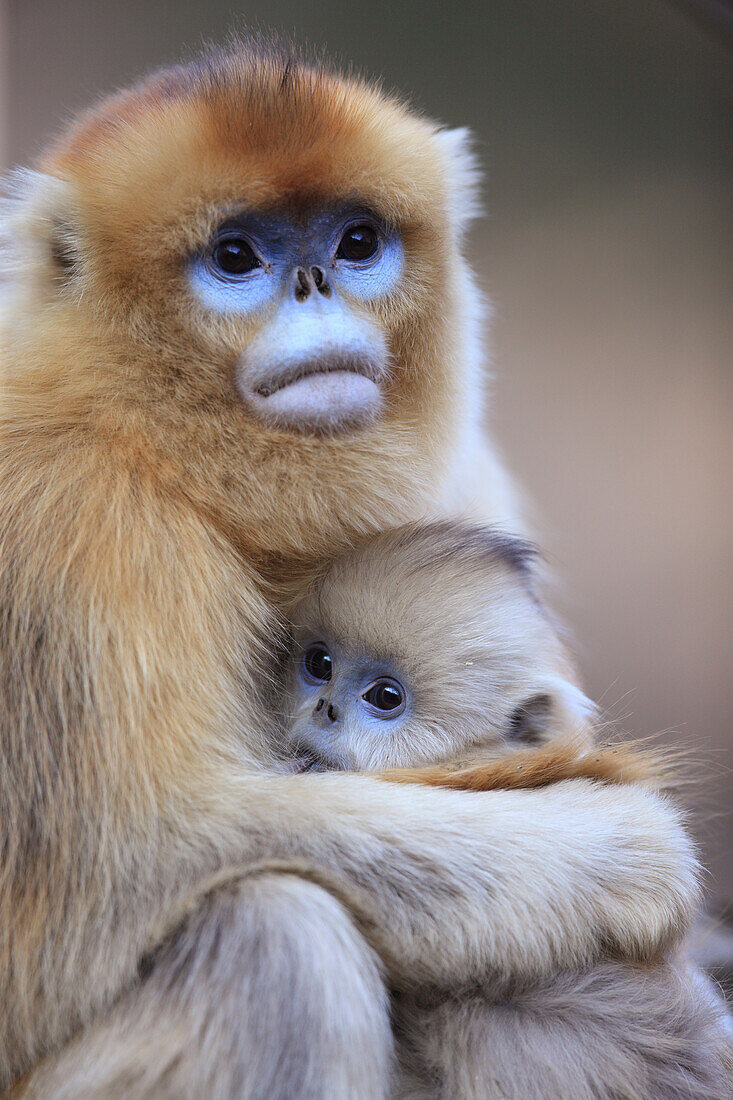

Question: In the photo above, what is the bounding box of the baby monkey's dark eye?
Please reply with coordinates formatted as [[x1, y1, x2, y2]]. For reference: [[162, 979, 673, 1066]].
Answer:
[[361, 678, 405, 718], [212, 236, 261, 276], [302, 644, 332, 684], [336, 224, 379, 262]]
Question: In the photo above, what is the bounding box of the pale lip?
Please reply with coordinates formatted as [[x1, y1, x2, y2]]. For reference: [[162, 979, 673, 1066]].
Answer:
[[250, 353, 381, 398], [237, 356, 386, 433]]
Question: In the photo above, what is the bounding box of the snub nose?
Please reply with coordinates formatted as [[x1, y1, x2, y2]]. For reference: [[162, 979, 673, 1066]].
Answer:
[[293, 266, 332, 302], [313, 698, 338, 722]]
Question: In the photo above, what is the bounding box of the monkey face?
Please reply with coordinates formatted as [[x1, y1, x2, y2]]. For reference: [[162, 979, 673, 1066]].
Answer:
[[286, 634, 414, 771], [189, 207, 402, 433], [37, 49, 468, 443]]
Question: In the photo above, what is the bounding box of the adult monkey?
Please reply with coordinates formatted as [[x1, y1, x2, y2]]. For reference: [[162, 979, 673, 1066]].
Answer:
[[0, 40, 699, 1097]]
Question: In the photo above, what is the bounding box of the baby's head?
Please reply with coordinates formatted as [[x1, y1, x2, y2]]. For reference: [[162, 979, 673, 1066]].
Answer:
[[284, 523, 595, 771]]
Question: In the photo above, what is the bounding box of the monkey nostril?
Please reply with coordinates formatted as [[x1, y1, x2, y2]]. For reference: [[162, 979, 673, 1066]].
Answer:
[[314, 698, 325, 713], [326, 703, 338, 722], [311, 266, 331, 297], [294, 268, 311, 302]]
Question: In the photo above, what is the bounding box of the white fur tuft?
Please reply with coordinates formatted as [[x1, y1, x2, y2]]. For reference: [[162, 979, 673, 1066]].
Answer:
[[433, 127, 483, 236]]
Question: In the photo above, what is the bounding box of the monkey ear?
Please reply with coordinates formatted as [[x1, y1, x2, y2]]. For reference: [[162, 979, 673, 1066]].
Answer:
[[433, 127, 483, 237], [506, 679, 597, 747], [0, 169, 81, 287], [506, 694, 554, 745]]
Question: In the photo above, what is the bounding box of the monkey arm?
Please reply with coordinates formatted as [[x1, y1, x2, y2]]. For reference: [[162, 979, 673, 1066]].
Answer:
[[201, 769, 698, 987]]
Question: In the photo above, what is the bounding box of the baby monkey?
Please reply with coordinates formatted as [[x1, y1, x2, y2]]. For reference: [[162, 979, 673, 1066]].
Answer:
[[282, 522, 732, 1099], [284, 521, 598, 776]]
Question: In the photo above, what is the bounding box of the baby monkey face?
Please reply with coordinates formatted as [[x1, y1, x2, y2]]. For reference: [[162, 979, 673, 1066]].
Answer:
[[287, 633, 413, 772]]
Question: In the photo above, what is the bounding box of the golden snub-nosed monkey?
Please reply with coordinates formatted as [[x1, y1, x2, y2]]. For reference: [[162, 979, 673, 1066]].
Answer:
[[0, 38, 710, 1097]]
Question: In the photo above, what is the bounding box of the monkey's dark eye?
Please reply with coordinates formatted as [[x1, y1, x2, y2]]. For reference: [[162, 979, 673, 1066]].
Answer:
[[302, 644, 332, 684], [361, 678, 406, 718], [336, 224, 379, 262], [211, 236, 261, 276]]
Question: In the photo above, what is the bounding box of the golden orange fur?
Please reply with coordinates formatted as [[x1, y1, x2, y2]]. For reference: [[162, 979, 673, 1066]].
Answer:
[[382, 740, 670, 792]]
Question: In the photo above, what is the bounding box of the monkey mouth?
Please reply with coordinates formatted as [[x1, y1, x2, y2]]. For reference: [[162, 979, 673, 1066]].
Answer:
[[238, 353, 388, 434], [291, 745, 347, 773], [295, 753, 332, 773], [251, 356, 381, 399]]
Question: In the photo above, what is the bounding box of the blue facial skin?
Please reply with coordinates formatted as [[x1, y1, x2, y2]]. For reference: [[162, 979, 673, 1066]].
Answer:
[[189, 206, 404, 316], [295, 638, 411, 742]]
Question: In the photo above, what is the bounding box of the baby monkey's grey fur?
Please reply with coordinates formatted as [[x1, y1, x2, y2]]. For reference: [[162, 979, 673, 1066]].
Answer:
[[284, 523, 733, 1099]]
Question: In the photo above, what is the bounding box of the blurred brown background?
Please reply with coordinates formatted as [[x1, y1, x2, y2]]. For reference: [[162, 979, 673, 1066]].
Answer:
[[1, 1, 730, 897]]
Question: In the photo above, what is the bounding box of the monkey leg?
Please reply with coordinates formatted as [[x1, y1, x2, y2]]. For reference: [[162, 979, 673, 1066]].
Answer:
[[393, 959, 733, 1100], [16, 871, 393, 1100]]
